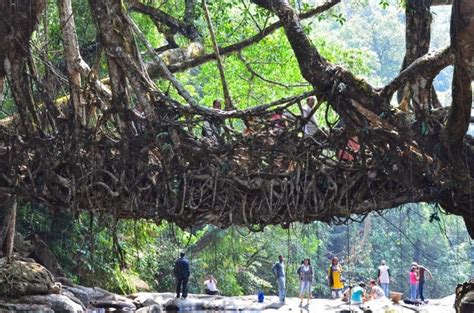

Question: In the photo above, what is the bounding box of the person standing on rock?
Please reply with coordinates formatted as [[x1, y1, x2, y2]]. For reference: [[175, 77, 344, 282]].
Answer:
[[412, 262, 433, 302], [377, 260, 391, 297], [408, 264, 419, 301], [298, 258, 313, 306], [327, 256, 344, 299], [272, 255, 286, 304], [174, 252, 190, 299]]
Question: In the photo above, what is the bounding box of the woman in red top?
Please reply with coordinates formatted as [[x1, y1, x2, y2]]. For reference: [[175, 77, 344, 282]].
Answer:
[[409, 265, 419, 300]]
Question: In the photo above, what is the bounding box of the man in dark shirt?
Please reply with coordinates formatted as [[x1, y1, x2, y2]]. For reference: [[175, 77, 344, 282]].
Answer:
[[174, 252, 190, 299], [412, 262, 433, 302]]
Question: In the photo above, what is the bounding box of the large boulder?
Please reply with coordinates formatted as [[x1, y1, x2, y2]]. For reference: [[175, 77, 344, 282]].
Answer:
[[0, 258, 55, 297], [455, 281, 474, 313]]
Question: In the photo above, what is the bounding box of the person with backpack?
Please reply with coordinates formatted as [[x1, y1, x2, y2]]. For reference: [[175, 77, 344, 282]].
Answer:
[[174, 252, 190, 299], [298, 258, 313, 306]]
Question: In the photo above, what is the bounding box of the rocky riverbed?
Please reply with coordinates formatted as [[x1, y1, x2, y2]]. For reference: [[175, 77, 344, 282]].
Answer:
[[0, 257, 465, 312]]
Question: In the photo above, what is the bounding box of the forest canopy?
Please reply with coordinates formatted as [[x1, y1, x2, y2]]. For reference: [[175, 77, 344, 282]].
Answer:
[[0, 0, 473, 248]]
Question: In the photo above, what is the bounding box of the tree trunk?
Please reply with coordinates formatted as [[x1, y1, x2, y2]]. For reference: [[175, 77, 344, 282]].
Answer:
[[0, 195, 16, 262], [398, 0, 441, 113], [57, 0, 85, 124]]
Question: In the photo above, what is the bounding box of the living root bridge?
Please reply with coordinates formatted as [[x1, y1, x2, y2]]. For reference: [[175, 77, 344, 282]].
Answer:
[[0, 0, 473, 238]]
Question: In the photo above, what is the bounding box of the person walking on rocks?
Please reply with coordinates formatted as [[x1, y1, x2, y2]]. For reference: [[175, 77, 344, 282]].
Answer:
[[377, 260, 391, 297], [298, 258, 313, 306], [174, 252, 190, 299], [272, 255, 286, 303], [327, 256, 344, 299]]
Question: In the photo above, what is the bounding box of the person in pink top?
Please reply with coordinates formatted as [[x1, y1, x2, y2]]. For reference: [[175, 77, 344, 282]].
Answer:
[[409, 265, 419, 300]]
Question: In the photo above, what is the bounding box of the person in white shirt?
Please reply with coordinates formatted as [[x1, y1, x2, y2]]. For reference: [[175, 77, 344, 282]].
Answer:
[[301, 96, 318, 136], [204, 275, 219, 295], [377, 260, 391, 297]]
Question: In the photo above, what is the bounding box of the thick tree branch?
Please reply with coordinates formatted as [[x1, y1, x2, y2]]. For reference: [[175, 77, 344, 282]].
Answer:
[[148, 0, 341, 75], [202, 0, 233, 109], [128, 0, 201, 42], [250, 0, 387, 116], [381, 47, 454, 100], [398, 0, 440, 113], [445, 0, 474, 163]]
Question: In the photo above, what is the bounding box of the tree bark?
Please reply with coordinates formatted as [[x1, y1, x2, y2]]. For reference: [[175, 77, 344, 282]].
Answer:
[[398, 0, 440, 113], [0, 0, 46, 134], [447, 0, 474, 152], [0, 195, 16, 261], [57, 0, 85, 124], [202, 0, 233, 110]]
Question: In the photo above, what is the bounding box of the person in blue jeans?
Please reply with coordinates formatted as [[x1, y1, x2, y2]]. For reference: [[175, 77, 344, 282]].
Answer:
[[408, 265, 419, 301], [272, 255, 286, 303], [377, 260, 391, 297], [412, 262, 433, 301]]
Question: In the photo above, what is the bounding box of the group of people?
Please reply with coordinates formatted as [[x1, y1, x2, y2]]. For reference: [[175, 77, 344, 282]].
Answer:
[[271, 255, 433, 306], [173, 252, 220, 299], [173, 250, 432, 304], [201, 97, 321, 141], [409, 262, 433, 302]]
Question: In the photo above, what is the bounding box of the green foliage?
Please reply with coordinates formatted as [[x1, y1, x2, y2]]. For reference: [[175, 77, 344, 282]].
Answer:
[[17, 200, 471, 299]]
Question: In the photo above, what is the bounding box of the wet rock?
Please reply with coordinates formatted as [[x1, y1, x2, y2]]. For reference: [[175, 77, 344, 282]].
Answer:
[[61, 289, 87, 308], [136, 305, 163, 313], [0, 302, 53, 312], [69, 285, 113, 302], [19, 294, 85, 312], [63, 285, 92, 306], [92, 299, 136, 311]]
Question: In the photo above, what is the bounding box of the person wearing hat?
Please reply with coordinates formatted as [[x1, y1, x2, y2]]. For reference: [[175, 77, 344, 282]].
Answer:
[[377, 260, 391, 297]]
